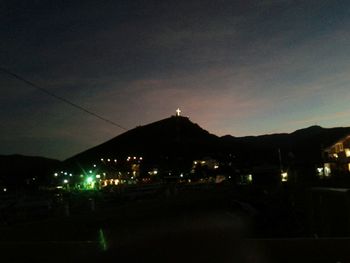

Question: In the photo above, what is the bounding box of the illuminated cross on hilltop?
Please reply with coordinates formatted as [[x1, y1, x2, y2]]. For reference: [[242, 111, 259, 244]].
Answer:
[[176, 108, 181, 116]]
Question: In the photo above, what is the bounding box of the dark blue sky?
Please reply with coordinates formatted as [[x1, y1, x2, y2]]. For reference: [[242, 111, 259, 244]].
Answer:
[[1, 0, 350, 160]]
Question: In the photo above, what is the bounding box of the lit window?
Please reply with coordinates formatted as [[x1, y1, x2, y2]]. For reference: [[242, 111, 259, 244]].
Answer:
[[335, 143, 344, 153], [345, 149, 350, 158], [324, 163, 331, 177]]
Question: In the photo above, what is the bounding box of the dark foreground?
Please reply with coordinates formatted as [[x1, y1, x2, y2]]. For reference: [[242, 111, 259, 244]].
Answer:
[[1, 186, 350, 263]]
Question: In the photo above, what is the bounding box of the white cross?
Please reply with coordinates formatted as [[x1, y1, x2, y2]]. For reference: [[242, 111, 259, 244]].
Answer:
[[176, 108, 181, 116]]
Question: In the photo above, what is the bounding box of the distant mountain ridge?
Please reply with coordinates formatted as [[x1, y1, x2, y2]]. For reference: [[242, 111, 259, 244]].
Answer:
[[65, 116, 350, 168], [4, 117, 350, 172]]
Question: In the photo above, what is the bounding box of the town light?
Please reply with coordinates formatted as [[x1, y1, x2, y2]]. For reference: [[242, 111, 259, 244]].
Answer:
[[247, 174, 253, 182], [281, 172, 288, 182], [63, 179, 69, 184], [54, 173, 58, 177]]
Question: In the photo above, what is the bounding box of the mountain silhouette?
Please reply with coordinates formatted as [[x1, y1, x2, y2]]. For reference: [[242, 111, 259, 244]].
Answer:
[[65, 116, 220, 166], [65, 115, 350, 170]]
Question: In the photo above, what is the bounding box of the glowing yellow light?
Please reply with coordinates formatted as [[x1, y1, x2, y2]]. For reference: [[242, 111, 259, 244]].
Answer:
[[348, 163, 350, 172], [324, 163, 331, 177], [281, 172, 288, 182], [54, 173, 58, 177], [93, 164, 96, 167], [194, 161, 197, 165], [176, 108, 181, 116], [333, 153, 339, 158], [214, 165, 219, 169], [346, 149, 350, 158], [107, 159, 111, 162], [139, 157, 143, 160], [247, 174, 253, 182], [114, 159, 117, 162], [96, 174, 101, 179], [101, 158, 104, 161], [317, 167, 324, 177], [3, 188, 7, 192], [69, 173, 72, 177], [63, 179, 69, 184]]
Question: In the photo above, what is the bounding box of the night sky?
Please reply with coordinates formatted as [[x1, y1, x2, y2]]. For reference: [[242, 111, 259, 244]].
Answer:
[[1, 0, 350, 160]]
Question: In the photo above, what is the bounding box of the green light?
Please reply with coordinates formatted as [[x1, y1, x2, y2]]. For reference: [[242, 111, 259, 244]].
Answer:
[[89, 170, 93, 174], [99, 228, 108, 251], [87, 177, 93, 183]]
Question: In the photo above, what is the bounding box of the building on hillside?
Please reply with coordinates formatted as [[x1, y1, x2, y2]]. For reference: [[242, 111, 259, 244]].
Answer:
[[321, 135, 350, 177]]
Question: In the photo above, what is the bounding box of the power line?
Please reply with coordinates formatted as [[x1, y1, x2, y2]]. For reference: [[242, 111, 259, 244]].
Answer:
[[0, 67, 128, 131]]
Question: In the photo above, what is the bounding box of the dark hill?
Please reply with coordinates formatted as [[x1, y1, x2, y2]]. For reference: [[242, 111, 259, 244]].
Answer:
[[221, 126, 350, 165], [65, 116, 220, 165], [0, 154, 61, 186]]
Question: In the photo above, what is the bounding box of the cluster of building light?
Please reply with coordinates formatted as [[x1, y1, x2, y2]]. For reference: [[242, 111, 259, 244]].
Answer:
[[317, 164, 332, 178], [148, 169, 158, 176], [126, 156, 143, 162], [100, 158, 117, 163]]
